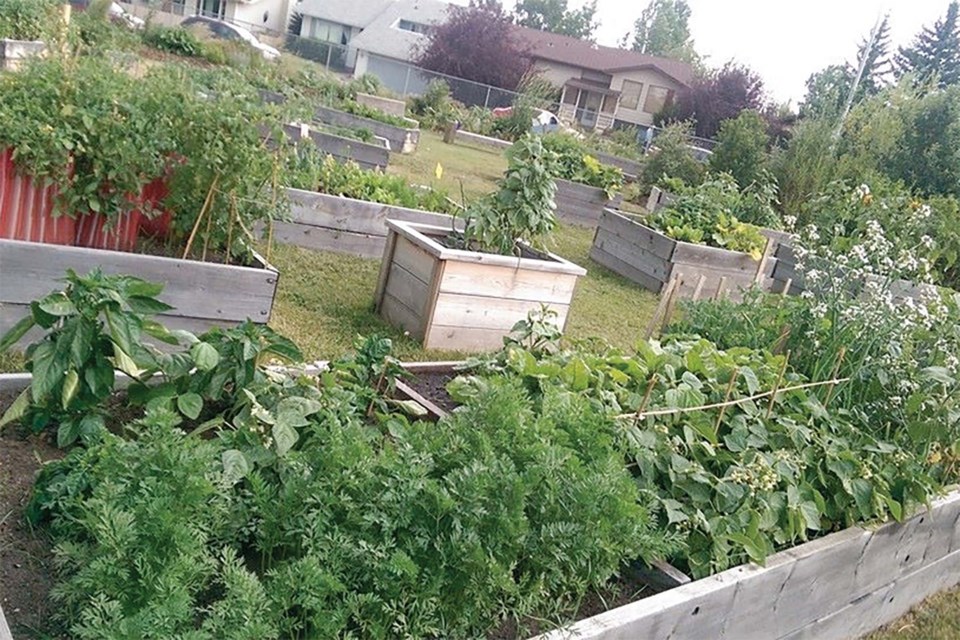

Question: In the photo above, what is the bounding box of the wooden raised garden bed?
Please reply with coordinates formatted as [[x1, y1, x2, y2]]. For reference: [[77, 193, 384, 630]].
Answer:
[[592, 151, 643, 182], [590, 209, 780, 300], [771, 243, 940, 302], [0, 39, 45, 71], [645, 185, 676, 212], [272, 124, 389, 171], [356, 92, 407, 118], [0, 238, 279, 344], [374, 220, 586, 352], [313, 105, 420, 154], [533, 487, 960, 640], [555, 179, 622, 228], [272, 188, 461, 259]]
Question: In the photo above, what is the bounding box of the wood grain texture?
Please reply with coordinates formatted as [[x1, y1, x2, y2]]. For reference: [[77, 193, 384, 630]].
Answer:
[[0, 238, 277, 323], [430, 292, 569, 330], [592, 152, 643, 181], [303, 129, 389, 171], [554, 179, 622, 228], [439, 261, 578, 305], [531, 489, 960, 640]]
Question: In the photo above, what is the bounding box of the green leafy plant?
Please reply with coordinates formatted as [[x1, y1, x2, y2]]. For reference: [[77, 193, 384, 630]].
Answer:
[[639, 120, 705, 193], [0, 0, 58, 40], [540, 132, 624, 196], [647, 174, 775, 258], [0, 270, 174, 446], [142, 25, 202, 57], [283, 150, 455, 213], [462, 134, 560, 255]]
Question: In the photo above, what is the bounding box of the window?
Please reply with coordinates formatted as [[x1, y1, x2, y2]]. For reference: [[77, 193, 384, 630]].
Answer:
[[309, 19, 350, 45], [562, 87, 578, 105], [620, 80, 643, 110], [643, 85, 675, 114], [398, 19, 430, 35]]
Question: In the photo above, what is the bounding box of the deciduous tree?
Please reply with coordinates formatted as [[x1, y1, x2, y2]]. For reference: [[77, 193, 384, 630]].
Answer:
[[513, 0, 598, 40], [629, 0, 697, 63], [414, 1, 531, 90], [658, 62, 765, 139]]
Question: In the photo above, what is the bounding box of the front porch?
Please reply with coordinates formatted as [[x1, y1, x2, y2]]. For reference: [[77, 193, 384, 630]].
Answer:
[[558, 78, 619, 132]]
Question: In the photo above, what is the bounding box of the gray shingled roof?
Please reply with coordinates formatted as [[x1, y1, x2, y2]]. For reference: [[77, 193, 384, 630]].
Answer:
[[340, 0, 451, 61]]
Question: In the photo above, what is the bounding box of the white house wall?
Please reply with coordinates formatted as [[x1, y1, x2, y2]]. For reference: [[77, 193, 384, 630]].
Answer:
[[609, 69, 685, 126], [223, 0, 291, 33]]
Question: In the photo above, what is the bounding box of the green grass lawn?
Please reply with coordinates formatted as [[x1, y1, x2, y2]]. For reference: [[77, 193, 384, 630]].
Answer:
[[265, 128, 659, 362], [866, 586, 960, 639]]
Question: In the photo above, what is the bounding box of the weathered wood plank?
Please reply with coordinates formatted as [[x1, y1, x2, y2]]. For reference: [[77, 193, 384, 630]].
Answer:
[[380, 292, 424, 339], [426, 324, 526, 351], [439, 261, 578, 305], [555, 179, 620, 228], [0, 604, 12, 640], [313, 105, 419, 154], [356, 92, 407, 118], [672, 242, 763, 273], [596, 209, 676, 260], [303, 129, 389, 171], [431, 292, 569, 330], [589, 245, 667, 293], [392, 235, 437, 284], [270, 220, 385, 258], [591, 227, 673, 282], [0, 239, 276, 322], [286, 189, 457, 236], [592, 152, 643, 181], [383, 262, 430, 316], [454, 130, 513, 151]]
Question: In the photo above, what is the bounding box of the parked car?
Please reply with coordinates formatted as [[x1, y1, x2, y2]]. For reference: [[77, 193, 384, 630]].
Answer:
[[180, 16, 280, 60]]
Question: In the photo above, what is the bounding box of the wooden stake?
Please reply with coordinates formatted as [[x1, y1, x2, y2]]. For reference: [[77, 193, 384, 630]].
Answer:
[[781, 278, 793, 296], [715, 276, 729, 301], [183, 174, 219, 260], [754, 237, 775, 284], [267, 158, 279, 264], [645, 275, 679, 340], [824, 347, 847, 408], [635, 374, 659, 418], [201, 192, 215, 262], [660, 277, 683, 331], [714, 366, 739, 431], [224, 192, 237, 264], [691, 274, 707, 301], [766, 351, 791, 419]]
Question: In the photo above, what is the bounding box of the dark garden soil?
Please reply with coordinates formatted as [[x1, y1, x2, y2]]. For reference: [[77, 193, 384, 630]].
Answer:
[[0, 391, 62, 639], [402, 369, 459, 414]]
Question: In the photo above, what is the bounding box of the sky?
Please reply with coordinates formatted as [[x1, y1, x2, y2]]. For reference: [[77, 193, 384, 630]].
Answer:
[[495, 0, 954, 107]]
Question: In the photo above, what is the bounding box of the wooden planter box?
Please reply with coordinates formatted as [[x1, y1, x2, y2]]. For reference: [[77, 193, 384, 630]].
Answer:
[[771, 243, 939, 302], [375, 220, 586, 352], [313, 105, 420, 154], [0, 239, 279, 345], [273, 188, 460, 259], [590, 209, 778, 300], [452, 129, 513, 151], [0, 39, 45, 71], [555, 179, 622, 228], [533, 487, 960, 640], [356, 92, 407, 118], [274, 124, 389, 171]]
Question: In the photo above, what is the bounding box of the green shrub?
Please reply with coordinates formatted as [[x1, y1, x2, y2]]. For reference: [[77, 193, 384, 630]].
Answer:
[[0, 0, 58, 40], [540, 132, 624, 196], [407, 80, 461, 130], [142, 25, 202, 57], [709, 109, 771, 190], [639, 121, 705, 193]]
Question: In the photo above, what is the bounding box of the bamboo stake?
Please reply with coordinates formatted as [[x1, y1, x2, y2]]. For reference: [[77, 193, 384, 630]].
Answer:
[[754, 237, 775, 284], [824, 347, 847, 408], [715, 276, 728, 301], [635, 374, 659, 418], [645, 275, 679, 340], [773, 324, 791, 354], [201, 192, 215, 262], [224, 192, 237, 264], [621, 376, 851, 421], [766, 351, 791, 419], [691, 274, 707, 301], [714, 366, 740, 431], [182, 174, 219, 260]]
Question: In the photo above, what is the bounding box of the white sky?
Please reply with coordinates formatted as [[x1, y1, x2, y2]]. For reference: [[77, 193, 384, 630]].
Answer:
[[493, 0, 953, 107]]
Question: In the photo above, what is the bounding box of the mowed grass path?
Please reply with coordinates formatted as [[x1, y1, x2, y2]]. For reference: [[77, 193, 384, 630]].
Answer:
[[268, 130, 659, 361]]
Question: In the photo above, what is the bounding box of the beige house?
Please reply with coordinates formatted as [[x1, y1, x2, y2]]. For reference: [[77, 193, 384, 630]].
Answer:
[[516, 28, 694, 132]]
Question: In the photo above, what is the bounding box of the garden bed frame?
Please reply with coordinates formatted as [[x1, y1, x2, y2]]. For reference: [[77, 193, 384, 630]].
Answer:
[[0, 238, 278, 344], [374, 220, 586, 352], [533, 487, 960, 640], [0, 39, 45, 71], [275, 124, 389, 171], [355, 93, 407, 118], [272, 188, 461, 259], [771, 243, 940, 302], [589, 209, 778, 300], [592, 151, 643, 182], [645, 186, 676, 212], [313, 105, 420, 154], [555, 179, 622, 228]]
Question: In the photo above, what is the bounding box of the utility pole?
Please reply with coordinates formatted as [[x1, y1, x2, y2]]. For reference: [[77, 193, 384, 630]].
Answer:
[[833, 14, 883, 141]]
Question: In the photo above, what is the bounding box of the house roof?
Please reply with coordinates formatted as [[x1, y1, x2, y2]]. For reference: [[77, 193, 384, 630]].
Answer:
[[347, 0, 450, 61], [565, 77, 620, 96], [294, 0, 394, 29], [514, 27, 695, 87]]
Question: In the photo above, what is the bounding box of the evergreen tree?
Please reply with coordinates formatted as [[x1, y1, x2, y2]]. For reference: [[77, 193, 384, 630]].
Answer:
[[896, 1, 960, 87], [854, 14, 894, 97]]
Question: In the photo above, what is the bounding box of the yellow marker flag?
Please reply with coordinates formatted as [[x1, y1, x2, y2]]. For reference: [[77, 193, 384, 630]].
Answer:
[[435, 162, 443, 180]]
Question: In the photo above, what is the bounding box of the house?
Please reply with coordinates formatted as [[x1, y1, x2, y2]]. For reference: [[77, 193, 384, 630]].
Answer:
[[516, 28, 694, 132], [124, 0, 293, 34], [293, 0, 449, 73]]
